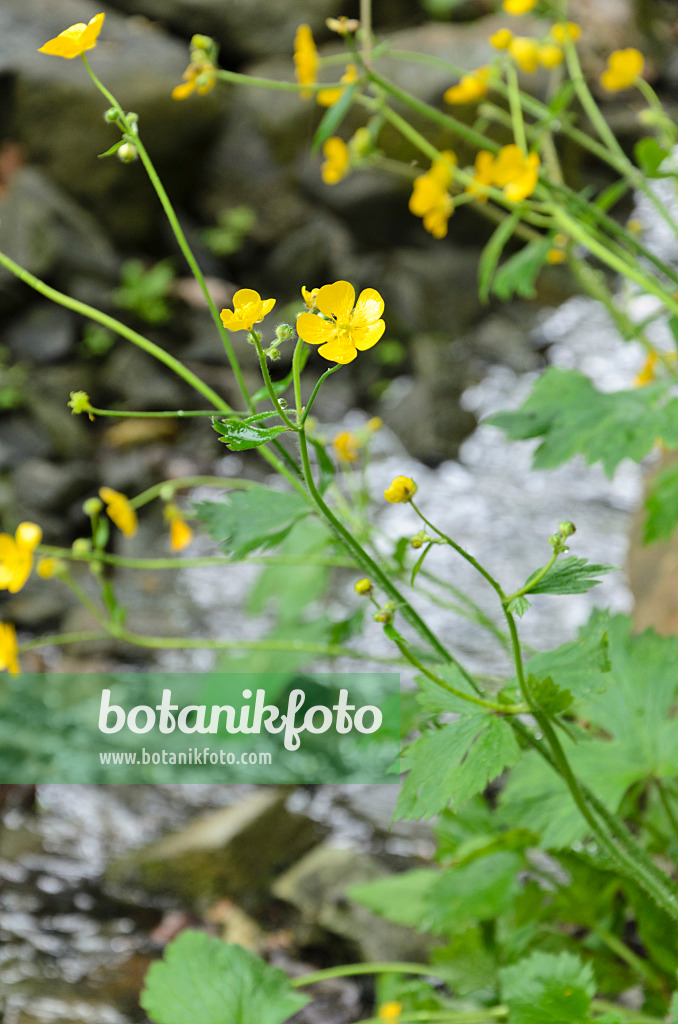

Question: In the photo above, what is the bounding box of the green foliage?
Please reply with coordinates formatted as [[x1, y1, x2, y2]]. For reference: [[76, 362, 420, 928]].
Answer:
[[499, 951, 595, 1024], [511, 612, 611, 703], [140, 931, 308, 1024], [524, 556, 614, 596], [194, 486, 311, 559], [114, 258, 175, 324], [634, 137, 671, 178], [488, 368, 678, 476], [396, 669, 520, 820], [79, 323, 116, 358], [312, 84, 357, 154], [644, 460, 678, 542], [491, 239, 552, 301], [212, 417, 291, 450], [479, 209, 522, 303], [201, 205, 256, 257], [0, 347, 27, 410]]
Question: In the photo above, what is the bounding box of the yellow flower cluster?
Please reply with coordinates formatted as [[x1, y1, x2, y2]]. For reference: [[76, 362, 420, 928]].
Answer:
[[0, 522, 42, 594], [294, 24, 318, 98], [443, 67, 490, 105], [502, 0, 537, 14], [99, 487, 138, 538], [317, 64, 359, 107], [0, 622, 19, 675], [38, 13, 105, 59], [491, 23, 581, 72], [409, 151, 456, 239], [333, 431, 361, 463], [296, 280, 385, 364], [172, 61, 216, 101], [322, 137, 351, 185], [600, 48, 644, 92], [164, 504, 194, 551], [384, 477, 417, 503], [469, 145, 540, 203], [220, 289, 276, 332]]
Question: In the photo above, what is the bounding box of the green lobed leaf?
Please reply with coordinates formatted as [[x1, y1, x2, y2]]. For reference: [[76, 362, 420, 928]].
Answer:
[[634, 137, 671, 178], [426, 851, 522, 935], [644, 460, 678, 542], [524, 556, 615, 596], [529, 675, 573, 715], [491, 239, 552, 301], [212, 417, 291, 451], [514, 612, 611, 702], [507, 595, 531, 618], [312, 82, 357, 154], [140, 931, 309, 1024], [194, 487, 310, 559], [500, 950, 595, 1024], [349, 868, 440, 930], [488, 367, 678, 477]]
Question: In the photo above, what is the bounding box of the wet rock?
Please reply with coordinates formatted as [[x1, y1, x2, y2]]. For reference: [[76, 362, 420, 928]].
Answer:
[[14, 458, 95, 511], [2, 997, 129, 1024], [101, 345, 191, 410], [264, 212, 353, 293], [272, 843, 432, 962], [1, 0, 221, 247], [5, 303, 76, 364], [105, 0, 342, 60], [106, 789, 320, 907], [0, 415, 54, 469], [5, 582, 76, 629]]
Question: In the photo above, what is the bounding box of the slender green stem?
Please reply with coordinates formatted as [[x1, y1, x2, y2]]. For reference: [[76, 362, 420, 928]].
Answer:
[[216, 69, 335, 93], [0, 249, 231, 413], [290, 962, 451, 987], [655, 777, 678, 846], [505, 63, 527, 154], [18, 631, 110, 653], [297, 430, 457, 667], [360, 0, 372, 68], [503, 550, 558, 604], [592, 925, 664, 989], [81, 55, 253, 410], [292, 339, 305, 421], [38, 546, 355, 571], [300, 364, 342, 426], [410, 502, 505, 602], [129, 476, 261, 509], [88, 407, 220, 418], [60, 573, 109, 628], [250, 331, 298, 430]]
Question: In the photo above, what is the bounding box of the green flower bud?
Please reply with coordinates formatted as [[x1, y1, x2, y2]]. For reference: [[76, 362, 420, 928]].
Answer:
[[72, 538, 92, 556], [117, 142, 138, 164], [83, 497, 103, 518]]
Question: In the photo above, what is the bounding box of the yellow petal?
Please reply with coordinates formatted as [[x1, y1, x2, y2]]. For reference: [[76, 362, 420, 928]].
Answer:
[[352, 320, 385, 351], [317, 86, 343, 107], [260, 297, 276, 317], [170, 518, 194, 551], [296, 312, 336, 346], [172, 80, 196, 100], [233, 287, 263, 310], [318, 338, 357, 364], [352, 288, 384, 326], [316, 280, 355, 320], [15, 522, 42, 551], [80, 12, 106, 49]]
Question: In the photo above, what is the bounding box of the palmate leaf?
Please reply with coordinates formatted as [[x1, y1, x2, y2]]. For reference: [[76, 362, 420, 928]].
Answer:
[[525, 556, 615, 596], [140, 931, 308, 1024], [512, 611, 611, 703], [194, 487, 311, 559], [644, 460, 678, 542], [491, 239, 552, 301], [500, 951, 595, 1024], [488, 367, 678, 476], [212, 417, 291, 451]]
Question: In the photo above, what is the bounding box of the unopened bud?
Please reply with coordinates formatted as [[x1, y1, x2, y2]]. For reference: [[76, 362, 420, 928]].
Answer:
[[117, 142, 138, 163], [354, 577, 373, 595], [72, 538, 92, 556], [276, 323, 294, 343], [558, 521, 576, 537], [83, 497, 103, 518]]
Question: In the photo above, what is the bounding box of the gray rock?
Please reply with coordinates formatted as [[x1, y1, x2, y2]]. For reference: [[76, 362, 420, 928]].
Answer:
[[13, 457, 94, 510], [101, 344, 191, 409], [0, 415, 54, 469], [273, 843, 432, 962], [5, 303, 76, 364], [106, 789, 320, 906]]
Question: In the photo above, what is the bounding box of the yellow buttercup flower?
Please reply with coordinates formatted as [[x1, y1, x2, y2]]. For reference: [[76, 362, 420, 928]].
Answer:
[[354, 577, 373, 595], [321, 137, 351, 185], [509, 36, 540, 73], [36, 558, 61, 580], [546, 248, 566, 264], [0, 522, 43, 594], [466, 150, 495, 203], [0, 623, 19, 675], [409, 151, 456, 239], [490, 28, 513, 50], [294, 24, 318, 99], [600, 48, 644, 92], [539, 43, 564, 68], [172, 61, 216, 100], [333, 430, 360, 462], [502, 0, 537, 14], [384, 476, 417, 503], [38, 12, 105, 59], [492, 145, 540, 201], [220, 288, 276, 332], [326, 16, 360, 35], [99, 487, 138, 538], [296, 281, 385, 364], [302, 286, 320, 310], [378, 1002, 403, 1023], [367, 416, 383, 432], [551, 22, 581, 44], [634, 351, 659, 386], [444, 67, 490, 105], [317, 63, 359, 107], [169, 516, 194, 552]]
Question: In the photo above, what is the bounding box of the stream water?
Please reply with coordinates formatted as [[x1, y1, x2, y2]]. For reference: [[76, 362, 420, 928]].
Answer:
[[2, 197, 673, 1018]]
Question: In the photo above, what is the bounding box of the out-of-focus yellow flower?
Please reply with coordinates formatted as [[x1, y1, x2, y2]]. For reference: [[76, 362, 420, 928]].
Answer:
[[444, 67, 490, 105], [384, 476, 417, 503], [600, 48, 644, 92], [220, 289, 276, 331], [547, 232, 568, 262], [0, 623, 19, 675], [333, 430, 361, 462], [321, 137, 351, 185], [492, 144, 540, 201], [634, 350, 659, 386], [409, 151, 456, 239], [466, 150, 495, 203], [317, 63, 359, 107], [378, 1001, 403, 1022], [627, 218, 644, 235], [172, 61, 216, 100], [294, 24, 318, 99], [166, 506, 194, 552], [367, 416, 383, 432], [539, 43, 563, 68], [503, 0, 537, 14], [39, 13, 105, 59], [0, 522, 43, 594], [509, 36, 540, 73], [551, 22, 581, 44], [354, 577, 373, 595], [36, 558, 61, 580], [490, 28, 513, 50], [99, 487, 138, 538], [68, 390, 95, 420], [296, 280, 385, 364], [302, 286, 320, 310], [326, 16, 360, 35]]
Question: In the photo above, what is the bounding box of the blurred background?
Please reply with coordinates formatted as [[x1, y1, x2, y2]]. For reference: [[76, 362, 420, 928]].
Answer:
[[0, 0, 677, 1018]]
